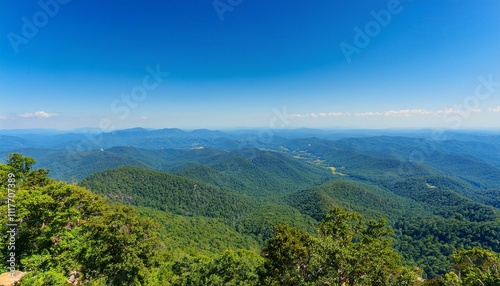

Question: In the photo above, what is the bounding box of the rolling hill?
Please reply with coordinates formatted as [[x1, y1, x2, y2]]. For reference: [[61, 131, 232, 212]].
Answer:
[[78, 166, 254, 220]]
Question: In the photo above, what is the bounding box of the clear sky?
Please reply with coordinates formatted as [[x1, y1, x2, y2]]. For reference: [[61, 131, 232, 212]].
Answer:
[[1, 0, 500, 130]]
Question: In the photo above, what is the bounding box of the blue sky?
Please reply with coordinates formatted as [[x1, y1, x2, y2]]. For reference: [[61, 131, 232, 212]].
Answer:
[[1, 0, 500, 130]]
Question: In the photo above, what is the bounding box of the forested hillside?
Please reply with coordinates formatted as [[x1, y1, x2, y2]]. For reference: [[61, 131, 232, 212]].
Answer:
[[1, 129, 500, 284], [79, 166, 254, 220], [286, 179, 500, 277], [3, 147, 333, 196], [0, 155, 430, 285]]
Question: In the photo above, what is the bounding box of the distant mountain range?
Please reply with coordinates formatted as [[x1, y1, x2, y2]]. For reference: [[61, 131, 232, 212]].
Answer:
[[2, 127, 499, 152]]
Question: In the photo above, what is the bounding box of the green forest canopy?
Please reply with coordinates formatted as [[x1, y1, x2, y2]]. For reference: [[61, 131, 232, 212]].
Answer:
[[0, 154, 498, 285]]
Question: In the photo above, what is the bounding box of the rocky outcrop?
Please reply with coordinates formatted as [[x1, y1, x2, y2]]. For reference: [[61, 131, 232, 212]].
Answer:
[[0, 271, 26, 286]]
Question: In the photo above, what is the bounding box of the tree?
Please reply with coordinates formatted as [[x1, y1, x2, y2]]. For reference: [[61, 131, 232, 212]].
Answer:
[[262, 208, 421, 285], [166, 249, 263, 285], [80, 205, 164, 285], [7, 153, 36, 178], [0, 157, 166, 285], [263, 224, 315, 285], [445, 247, 500, 286], [314, 208, 418, 285], [23, 168, 53, 189]]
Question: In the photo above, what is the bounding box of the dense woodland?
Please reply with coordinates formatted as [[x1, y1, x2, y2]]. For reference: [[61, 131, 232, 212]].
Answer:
[[1, 129, 500, 285]]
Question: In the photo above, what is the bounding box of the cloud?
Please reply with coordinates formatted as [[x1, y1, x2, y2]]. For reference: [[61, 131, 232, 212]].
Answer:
[[290, 112, 351, 118], [384, 109, 432, 117], [354, 111, 383, 117], [18, 111, 58, 119], [435, 108, 481, 116], [0, 115, 7, 120], [290, 108, 486, 119], [290, 113, 313, 118], [488, 106, 500, 112]]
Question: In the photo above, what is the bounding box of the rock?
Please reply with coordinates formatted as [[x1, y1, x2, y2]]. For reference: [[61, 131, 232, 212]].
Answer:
[[0, 271, 26, 286]]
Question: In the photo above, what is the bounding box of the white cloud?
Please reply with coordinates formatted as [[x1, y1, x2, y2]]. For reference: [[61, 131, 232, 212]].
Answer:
[[290, 112, 351, 118], [326, 112, 350, 117], [0, 115, 7, 120], [435, 108, 482, 116], [290, 113, 318, 118], [488, 106, 500, 112], [434, 108, 454, 116], [354, 111, 383, 117], [383, 109, 432, 117], [19, 111, 58, 119], [290, 108, 484, 119], [471, 108, 481, 113]]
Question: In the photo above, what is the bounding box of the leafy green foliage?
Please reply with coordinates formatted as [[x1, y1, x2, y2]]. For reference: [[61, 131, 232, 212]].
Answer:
[[79, 205, 164, 285], [447, 247, 500, 286], [164, 250, 264, 286], [262, 208, 422, 285], [424, 247, 500, 286], [7, 153, 36, 179], [263, 224, 315, 285], [0, 156, 164, 285], [19, 269, 68, 286]]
